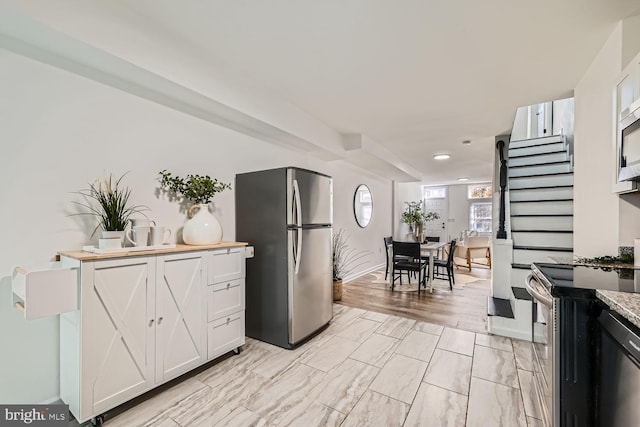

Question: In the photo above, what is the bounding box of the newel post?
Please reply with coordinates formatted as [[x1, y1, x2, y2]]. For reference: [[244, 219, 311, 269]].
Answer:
[[496, 140, 507, 240]]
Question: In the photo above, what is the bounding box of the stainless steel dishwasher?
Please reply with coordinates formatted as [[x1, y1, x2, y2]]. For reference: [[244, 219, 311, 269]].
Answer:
[[597, 309, 640, 426]]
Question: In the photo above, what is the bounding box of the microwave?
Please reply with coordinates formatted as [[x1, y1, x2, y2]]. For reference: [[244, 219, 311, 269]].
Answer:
[[619, 99, 640, 181]]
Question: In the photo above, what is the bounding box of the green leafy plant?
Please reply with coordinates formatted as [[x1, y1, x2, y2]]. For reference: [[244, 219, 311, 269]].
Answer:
[[158, 170, 231, 205], [73, 173, 147, 235], [332, 229, 371, 281], [400, 201, 440, 226]]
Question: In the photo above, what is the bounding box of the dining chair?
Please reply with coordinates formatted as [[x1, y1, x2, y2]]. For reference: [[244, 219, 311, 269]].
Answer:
[[392, 241, 428, 293], [433, 239, 457, 290], [384, 236, 411, 281], [383, 236, 392, 280]]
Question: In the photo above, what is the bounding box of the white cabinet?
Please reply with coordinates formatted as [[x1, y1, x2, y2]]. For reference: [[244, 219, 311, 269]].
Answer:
[[11, 262, 78, 320], [59, 245, 246, 424], [206, 247, 246, 360], [155, 252, 207, 382]]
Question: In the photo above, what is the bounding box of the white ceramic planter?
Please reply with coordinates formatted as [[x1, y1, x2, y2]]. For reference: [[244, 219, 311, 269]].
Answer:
[[183, 204, 223, 245], [101, 230, 125, 247]]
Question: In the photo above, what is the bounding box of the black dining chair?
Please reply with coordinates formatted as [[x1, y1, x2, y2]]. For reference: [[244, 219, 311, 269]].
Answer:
[[384, 236, 393, 280], [420, 236, 441, 263], [433, 240, 457, 290], [392, 241, 428, 294], [384, 236, 411, 281]]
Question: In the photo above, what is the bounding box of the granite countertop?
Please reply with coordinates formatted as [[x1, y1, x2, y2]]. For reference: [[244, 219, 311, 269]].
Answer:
[[596, 290, 640, 329]]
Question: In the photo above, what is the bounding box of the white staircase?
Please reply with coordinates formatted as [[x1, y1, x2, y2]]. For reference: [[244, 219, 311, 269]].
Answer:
[[489, 134, 573, 340]]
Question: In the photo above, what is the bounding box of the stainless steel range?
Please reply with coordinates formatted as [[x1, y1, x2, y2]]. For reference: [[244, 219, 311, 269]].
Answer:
[[526, 271, 558, 427], [528, 262, 640, 427]]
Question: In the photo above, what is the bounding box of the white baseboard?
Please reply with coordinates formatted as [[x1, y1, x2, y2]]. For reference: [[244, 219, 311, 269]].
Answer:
[[343, 263, 385, 284], [40, 396, 62, 405]]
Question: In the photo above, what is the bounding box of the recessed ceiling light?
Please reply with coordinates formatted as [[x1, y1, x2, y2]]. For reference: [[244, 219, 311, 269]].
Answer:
[[458, 177, 469, 182], [433, 154, 451, 160], [462, 140, 471, 145]]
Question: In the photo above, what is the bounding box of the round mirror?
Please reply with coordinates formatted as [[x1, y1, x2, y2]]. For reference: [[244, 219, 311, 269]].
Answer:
[[354, 184, 373, 228]]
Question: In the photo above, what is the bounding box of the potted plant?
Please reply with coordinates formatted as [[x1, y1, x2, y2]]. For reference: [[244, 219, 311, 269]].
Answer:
[[332, 229, 370, 301], [158, 170, 231, 245], [401, 201, 440, 241], [73, 173, 147, 246]]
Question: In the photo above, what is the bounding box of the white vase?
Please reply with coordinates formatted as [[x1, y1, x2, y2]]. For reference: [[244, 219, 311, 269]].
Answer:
[[183, 204, 223, 245]]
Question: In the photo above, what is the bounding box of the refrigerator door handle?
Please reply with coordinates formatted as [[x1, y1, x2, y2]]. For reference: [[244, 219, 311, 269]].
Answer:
[[293, 179, 302, 227], [295, 224, 302, 274], [291, 228, 298, 271]]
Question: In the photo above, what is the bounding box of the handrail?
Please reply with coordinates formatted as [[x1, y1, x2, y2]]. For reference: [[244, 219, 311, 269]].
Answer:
[[496, 140, 507, 239]]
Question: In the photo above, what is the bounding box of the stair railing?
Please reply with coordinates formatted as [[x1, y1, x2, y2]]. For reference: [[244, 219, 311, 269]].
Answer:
[[496, 140, 507, 239]]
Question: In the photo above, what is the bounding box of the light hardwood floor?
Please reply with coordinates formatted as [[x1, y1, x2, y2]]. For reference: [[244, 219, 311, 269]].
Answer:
[[338, 266, 491, 333]]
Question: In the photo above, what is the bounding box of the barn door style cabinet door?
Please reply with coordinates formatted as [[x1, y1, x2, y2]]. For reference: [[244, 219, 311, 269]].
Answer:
[[58, 244, 246, 424]]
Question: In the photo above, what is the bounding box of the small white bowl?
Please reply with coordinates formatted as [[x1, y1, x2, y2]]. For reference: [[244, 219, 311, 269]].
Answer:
[[98, 238, 122, 249]]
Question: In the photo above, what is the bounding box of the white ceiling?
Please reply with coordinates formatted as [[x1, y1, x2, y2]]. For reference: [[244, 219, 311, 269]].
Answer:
[[4, 0, 640, 184]]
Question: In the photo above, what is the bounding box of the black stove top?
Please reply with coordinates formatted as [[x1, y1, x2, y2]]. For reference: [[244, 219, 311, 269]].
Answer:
[[532, 262, 640, 297]]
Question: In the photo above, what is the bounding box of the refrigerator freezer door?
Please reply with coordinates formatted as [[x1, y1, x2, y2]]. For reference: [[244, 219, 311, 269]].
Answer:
[[288, 227, 333, 344], [287, 169, 332, 227]]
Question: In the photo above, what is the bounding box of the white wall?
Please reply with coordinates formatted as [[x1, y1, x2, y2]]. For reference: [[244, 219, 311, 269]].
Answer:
[[574, 16, 640, 256], [0, 49, 390, 403], [322, 162, 390, 280], [394, 182, 422, 239], [573, 24, 623, 257]]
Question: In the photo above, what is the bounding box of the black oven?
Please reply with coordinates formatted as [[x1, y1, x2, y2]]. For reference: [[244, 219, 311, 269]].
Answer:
[[618, 100, 640, 181]]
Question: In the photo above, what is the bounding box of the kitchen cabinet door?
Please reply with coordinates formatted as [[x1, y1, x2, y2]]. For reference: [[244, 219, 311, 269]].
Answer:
[[82, 257, 156, 416], [155, 252, 207, 382]]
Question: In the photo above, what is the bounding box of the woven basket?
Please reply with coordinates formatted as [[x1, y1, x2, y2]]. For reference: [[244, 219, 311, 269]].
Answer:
[[333, 279, 343, 301]]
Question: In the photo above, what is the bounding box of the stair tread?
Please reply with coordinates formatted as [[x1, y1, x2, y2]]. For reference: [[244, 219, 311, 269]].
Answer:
[[513, 245, 573, 252], [509, 139, 565, 150], [512, 263, 532, 270], [511, 214, 573, 218], [510, 171, 573, 179], [509, 185, 573, 191], [487, 297, 515, 318], [511, 229, 573, 233], [509, 149, 567, 159], [512, 287, 533, 301], [509, 135, 564, 144], [510, 198, 573, 203], [508, 160, 571, 169]]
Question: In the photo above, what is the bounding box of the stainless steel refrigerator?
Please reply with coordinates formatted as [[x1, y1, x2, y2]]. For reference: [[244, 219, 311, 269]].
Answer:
[[236, 167, 333, 349]]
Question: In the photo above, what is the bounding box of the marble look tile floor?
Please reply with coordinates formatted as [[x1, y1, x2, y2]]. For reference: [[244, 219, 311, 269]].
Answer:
[[100, 305, 540, 427]]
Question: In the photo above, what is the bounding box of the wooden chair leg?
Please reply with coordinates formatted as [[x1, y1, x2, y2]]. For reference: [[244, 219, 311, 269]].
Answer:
[[466, 249, 472, 272]]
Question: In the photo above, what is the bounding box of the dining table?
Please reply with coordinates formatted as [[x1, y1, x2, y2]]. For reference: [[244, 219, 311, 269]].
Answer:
[[387, 241, 449, 293]]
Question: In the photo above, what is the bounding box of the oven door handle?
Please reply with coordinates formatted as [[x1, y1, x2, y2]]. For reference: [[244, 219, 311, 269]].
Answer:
[[525, 274, 553, 308]]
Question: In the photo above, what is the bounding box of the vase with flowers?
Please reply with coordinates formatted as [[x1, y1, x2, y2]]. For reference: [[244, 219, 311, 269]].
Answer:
[[401, 201, 440, 242], [158, 170, 231, 245], [73, 173, 147, 247]]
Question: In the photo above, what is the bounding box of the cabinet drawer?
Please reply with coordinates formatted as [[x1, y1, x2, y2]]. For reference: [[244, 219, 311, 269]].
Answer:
[[208, 311, 245, 360], [208, 278, 245, 321], [209, 247, 245, 284], [12, 262, 78, 320]]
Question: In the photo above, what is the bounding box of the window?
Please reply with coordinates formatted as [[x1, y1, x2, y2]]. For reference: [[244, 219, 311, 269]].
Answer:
[[468, 183, 492, 199], [469, 202, 492, 233], [423, 186, 447, 199]]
